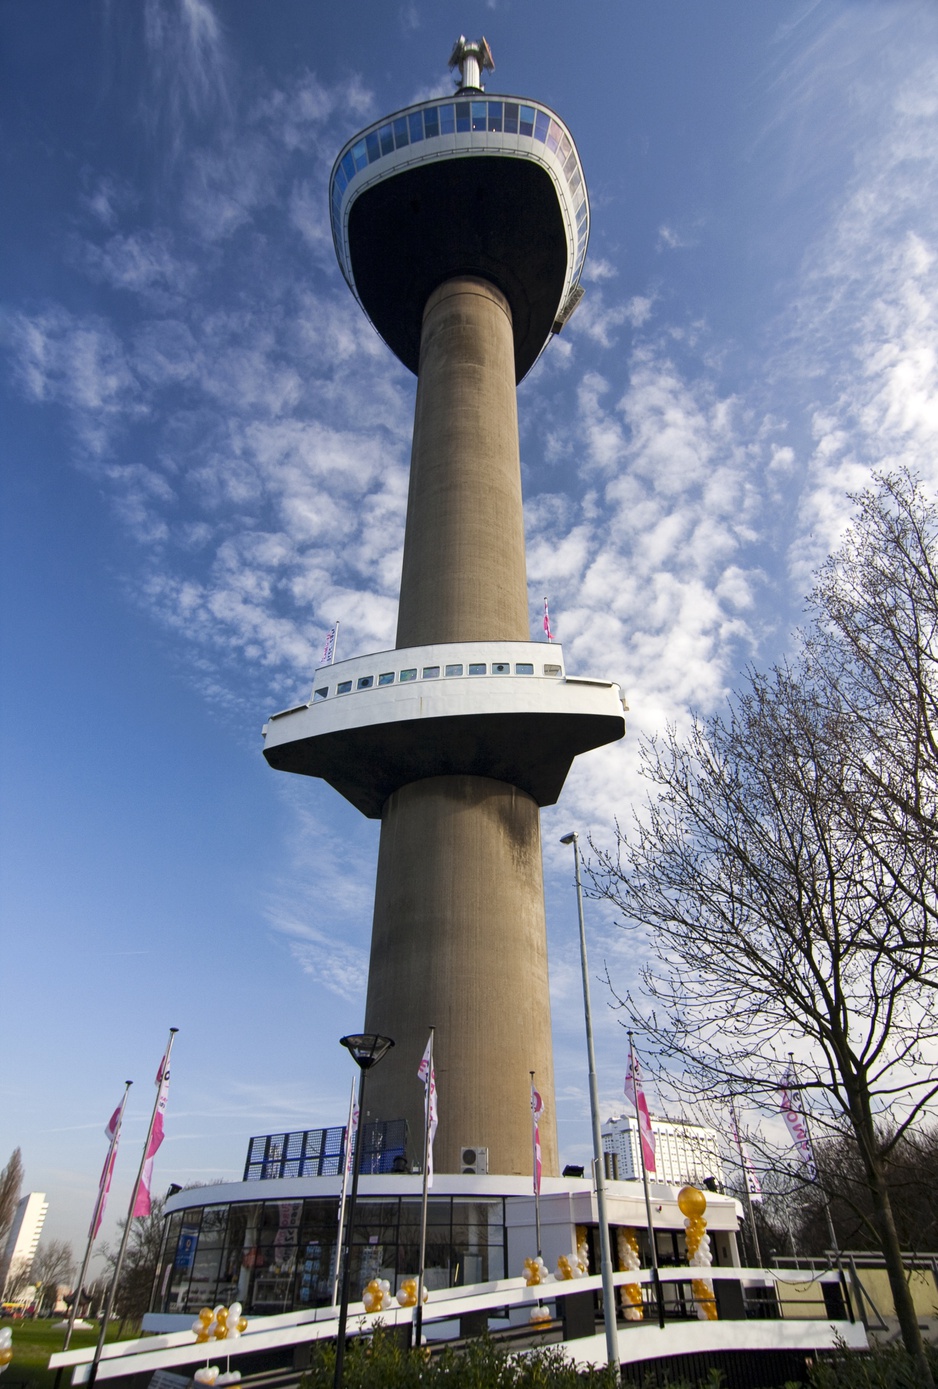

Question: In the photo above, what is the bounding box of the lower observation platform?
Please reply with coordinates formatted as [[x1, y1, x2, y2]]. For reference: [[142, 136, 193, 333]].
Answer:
[[263, 641, 626, 818]]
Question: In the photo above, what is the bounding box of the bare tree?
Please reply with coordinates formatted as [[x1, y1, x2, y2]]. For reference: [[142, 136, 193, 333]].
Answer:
[[32, 1240, 75, 1314], [589, 478, 938, 1383], [99, 1198, 165, 1334], [0, 1149, 23, 1253], [807, 472, 938, 981], [0, 1149, 25, 1298]]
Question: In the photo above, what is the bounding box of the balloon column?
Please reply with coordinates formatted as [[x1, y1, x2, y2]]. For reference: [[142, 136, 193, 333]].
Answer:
[[522, 1256, 549, 1286], [616, 1228, 643, 1322], [362, 1278, 393, 1313], [677, 1186, 718, 1321], [0, 1327, 12, 1374], [522, 1257, 552, 1324], [191, 1302, 249, 1384], [556, 1229, 590, 1281], [395, 1278, 429, 1308]]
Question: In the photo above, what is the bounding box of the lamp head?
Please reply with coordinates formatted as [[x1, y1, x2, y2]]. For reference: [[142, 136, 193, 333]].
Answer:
[[559, 832, 578, 845], [340, 1033, 395, 1070]]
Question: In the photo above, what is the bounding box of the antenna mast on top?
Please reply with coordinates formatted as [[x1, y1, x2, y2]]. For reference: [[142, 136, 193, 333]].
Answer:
[[448, 35, 494, 92]]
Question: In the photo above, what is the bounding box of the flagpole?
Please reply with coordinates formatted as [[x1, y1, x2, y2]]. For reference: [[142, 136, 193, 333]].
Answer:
[[60, 1082, 132, 1356], [560, 831, 618, 1369], [530, 1072, 542, 1258], [728, 1096, 762, 1268], [87, 1029, 178, 1389], [787, 1053, 838, 1251], [331, 620, 339, 665], [628, 1031, 663, 1329], [331, 1078, 358, 1307], [414, 1026, 434, 1348]]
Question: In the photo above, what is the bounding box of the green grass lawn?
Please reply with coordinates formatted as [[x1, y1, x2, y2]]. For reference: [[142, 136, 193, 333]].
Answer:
[[0, 1319, 128, 1389]]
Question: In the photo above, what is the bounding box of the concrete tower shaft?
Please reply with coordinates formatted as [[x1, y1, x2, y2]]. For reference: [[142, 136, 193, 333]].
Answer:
[[364, 775, 557, 1177], [364, 273, 557, 1174], [397, 278, 528, 648]]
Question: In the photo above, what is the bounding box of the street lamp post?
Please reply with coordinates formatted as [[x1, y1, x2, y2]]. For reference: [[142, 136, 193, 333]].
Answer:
[[560, 832, 619, 1375], [334, 1033, 394, 1389]]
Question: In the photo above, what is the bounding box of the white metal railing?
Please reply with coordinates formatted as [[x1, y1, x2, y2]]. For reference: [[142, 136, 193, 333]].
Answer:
[[48, 1266, 859, 1384]]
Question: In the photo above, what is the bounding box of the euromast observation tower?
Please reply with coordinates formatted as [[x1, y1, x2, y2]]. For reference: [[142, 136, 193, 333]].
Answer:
[[263, 38, 626, 1179]]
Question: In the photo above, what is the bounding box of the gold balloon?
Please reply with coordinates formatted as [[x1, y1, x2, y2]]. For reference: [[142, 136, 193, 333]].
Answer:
[[199, 1308, 214, 1324], [0, 1351, 12, 1366], [677, 1185, 707, 1219], [237, 1318, 248, 1332]]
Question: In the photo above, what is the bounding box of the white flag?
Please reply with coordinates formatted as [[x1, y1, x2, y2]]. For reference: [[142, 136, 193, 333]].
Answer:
[[418, 1035, 438, 1189]]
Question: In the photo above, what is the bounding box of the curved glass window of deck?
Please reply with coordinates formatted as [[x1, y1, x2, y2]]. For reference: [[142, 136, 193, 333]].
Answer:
[[152, 1195, 508, 1316], [330, 95, 589, 382]]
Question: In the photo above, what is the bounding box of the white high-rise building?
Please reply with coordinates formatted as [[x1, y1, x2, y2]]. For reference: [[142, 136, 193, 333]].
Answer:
[[602, 1115, 725, 1188], [0, 1193, 48, 1298]]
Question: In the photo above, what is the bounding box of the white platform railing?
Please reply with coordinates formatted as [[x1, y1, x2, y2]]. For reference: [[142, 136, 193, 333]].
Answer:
[[48, 1266, 868, 1383]]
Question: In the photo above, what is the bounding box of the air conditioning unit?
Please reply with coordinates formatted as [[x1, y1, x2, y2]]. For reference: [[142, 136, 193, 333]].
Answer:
[[460, 1146, 489, 1174]]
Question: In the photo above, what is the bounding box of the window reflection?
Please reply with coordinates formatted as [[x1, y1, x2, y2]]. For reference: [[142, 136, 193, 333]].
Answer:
[[153, 1195, 508, 1315]]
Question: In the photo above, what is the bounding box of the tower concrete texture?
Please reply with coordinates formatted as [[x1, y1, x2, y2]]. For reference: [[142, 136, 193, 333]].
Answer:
[[263, 39, 626, 1178]]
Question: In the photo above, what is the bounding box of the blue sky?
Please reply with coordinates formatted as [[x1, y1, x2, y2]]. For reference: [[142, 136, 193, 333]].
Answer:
[[2, 0, 937, 1261]]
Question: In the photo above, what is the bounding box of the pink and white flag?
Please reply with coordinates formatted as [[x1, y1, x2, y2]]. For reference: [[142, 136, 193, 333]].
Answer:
[[133, 1054, 171, 1217], [778, 1070, 818, 1183], [543, 597, 553, 642], [531, 1086, 543, 1196], [624, 1044, 656, 1174], [90, 1095, 128, 1239], [418, 1035, 438, 1189]]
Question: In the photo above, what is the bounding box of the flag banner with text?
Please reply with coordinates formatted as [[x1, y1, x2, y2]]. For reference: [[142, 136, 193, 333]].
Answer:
[[133, 1054, 171, 1217], [778, 1070, 818, 1183], [418, 1036, 438, 1189], [319, 622, 338, 666], [531, 1086, 543, 1196]]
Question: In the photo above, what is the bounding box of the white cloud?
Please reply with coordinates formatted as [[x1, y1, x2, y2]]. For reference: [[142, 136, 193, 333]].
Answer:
[[656, 224, 691, 251]]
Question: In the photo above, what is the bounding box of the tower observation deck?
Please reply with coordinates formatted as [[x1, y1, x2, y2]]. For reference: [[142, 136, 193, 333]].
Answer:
[[264, 39, 625, 1178]]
